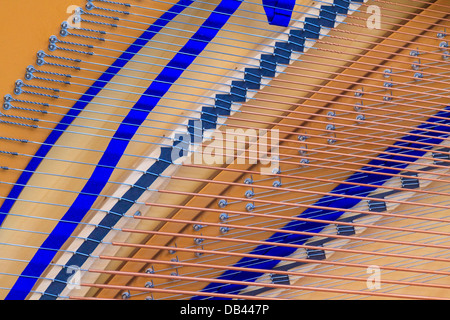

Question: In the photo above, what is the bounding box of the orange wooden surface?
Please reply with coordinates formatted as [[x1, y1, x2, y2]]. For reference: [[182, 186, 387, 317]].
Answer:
[[0, 0, 86, 97]]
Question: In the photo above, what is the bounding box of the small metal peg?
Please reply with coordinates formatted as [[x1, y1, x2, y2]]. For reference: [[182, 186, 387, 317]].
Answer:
[[443, 50, 449, 60], [327, 111, 335, 120], [356, 114, 365, 124], [3, 102, 11, 111], [220, 226, 229, 234], [37, 51, 46, 59], [300, 158, 310, 165], [218, 199, 228, 208], [219, 213, 229, 221], [60, 29, 68, 37], [195, 249, 204, 258], [168, 244, 177, 254], [354, 89, 364, 97], [273, 180, 282, 188], [245, 190, 254, 199], [36, 57, 45, 66], [4, 95, 13, 103], [73, 15, 82, 24], [194, 238, 204, 245], [298, 146, 307, 156], [193, 224, 203, 231]]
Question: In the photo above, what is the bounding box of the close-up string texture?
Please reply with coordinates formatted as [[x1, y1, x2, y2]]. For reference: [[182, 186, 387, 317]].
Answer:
[[0, 0, 448, 301]]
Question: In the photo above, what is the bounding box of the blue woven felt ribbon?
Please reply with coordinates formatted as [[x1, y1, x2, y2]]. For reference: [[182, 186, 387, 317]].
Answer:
[[0, 0, 195, 227], [40, 0, 361, 299], [6, 0, 244, 300], [193, 108, 450, 298], [262, 0, 295, 26]]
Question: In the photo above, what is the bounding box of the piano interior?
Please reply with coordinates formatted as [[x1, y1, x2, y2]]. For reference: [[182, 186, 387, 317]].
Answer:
[[0, 0, 449, 300]]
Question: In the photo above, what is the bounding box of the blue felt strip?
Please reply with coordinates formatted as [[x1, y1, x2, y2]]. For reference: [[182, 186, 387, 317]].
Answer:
[[262, 0, 296, 27], [188, 0, 450, 298], [0, 0, 195, 227], [6, 0, 244, 300], [193, 109, 450, 298], [42, 0, 362, 299], [13, 0, 404, 299]]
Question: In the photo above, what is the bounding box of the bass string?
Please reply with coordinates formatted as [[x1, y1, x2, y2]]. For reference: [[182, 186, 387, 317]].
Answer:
[[2, 200, 446, 296], [1, 182, 446, 300], [144, 225, 450, 300], [1, 0, 448, 300], [89, 242, 450, 300], [1, 161, 448, 256], [81, 195, 450, 298]]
